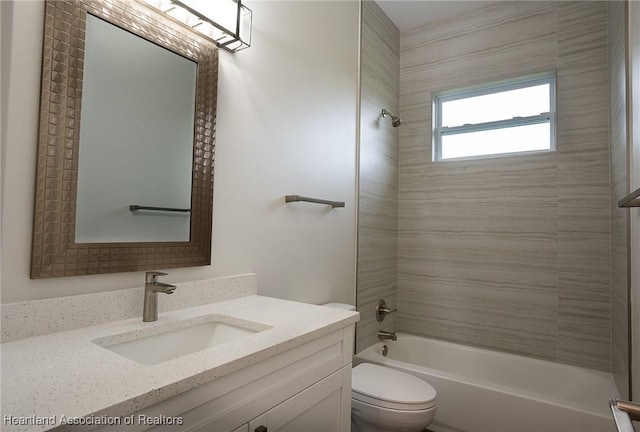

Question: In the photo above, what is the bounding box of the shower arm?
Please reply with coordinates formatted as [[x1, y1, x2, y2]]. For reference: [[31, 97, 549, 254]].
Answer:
[[381, 109, 398, 120]]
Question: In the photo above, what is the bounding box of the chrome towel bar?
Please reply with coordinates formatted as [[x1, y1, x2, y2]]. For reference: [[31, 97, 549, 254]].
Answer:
[[285, 195, 345, 208], [618, 187, 640, 208], [130, 205, 191, 212], [610, 399, 640, 432]]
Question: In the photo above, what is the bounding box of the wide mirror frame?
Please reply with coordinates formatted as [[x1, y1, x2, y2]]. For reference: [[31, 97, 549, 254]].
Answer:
[[30, 0, 218, 278]]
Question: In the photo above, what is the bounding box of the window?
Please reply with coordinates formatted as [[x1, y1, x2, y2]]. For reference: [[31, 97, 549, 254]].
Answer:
[[432, 74, 556, 161]]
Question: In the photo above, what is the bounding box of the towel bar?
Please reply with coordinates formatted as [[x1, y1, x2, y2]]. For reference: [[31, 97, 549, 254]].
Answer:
[[610, 399, 639, 432], [285, 195, 345, 208], [129, 205, 191, 213], [618, 187, 640, 208]]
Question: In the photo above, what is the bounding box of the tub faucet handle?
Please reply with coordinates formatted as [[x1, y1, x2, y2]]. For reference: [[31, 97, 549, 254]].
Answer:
[[376, 299, 398, 322]]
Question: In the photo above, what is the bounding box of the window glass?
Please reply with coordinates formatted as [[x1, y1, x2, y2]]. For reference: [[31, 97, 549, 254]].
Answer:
[[441, 123, 550, 159], [434, 74, 556, 161], [441, 84, 551, 127]]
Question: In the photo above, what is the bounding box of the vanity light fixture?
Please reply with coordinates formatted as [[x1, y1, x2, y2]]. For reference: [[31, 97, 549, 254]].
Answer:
[[140, 0, 252, 52]]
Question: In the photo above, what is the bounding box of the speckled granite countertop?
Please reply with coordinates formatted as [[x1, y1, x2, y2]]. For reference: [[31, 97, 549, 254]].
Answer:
[[1, 295, 359, 432]]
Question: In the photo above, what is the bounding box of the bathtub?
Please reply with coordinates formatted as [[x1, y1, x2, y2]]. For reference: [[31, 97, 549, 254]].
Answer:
[[354, 334, 618, 432]]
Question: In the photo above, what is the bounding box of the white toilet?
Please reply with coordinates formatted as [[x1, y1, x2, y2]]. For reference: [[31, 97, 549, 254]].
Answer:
[[323, 303, 438, 432], [351, 363, 437, 432]]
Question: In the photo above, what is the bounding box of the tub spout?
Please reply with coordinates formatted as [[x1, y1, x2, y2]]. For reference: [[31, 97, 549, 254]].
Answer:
[[378, 330, 397, 341]]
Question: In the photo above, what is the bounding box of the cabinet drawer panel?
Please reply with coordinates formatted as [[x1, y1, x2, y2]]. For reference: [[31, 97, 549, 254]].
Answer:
[[247, 367, 349, 432]]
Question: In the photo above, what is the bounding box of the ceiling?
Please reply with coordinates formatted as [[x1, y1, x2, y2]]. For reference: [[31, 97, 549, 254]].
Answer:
[[375, 1, 496, 31]]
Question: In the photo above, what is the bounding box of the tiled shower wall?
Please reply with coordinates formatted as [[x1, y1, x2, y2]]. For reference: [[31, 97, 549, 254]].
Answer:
[[356, 1, 400, 353], [608, 1, 630, 397], [397, 2, 612, 371]]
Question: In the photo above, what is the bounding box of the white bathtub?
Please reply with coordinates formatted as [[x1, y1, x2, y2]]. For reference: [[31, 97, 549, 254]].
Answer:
[[354, 334, 618, 432]]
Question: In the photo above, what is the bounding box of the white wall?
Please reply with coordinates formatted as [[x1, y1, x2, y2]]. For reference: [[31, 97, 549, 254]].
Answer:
[[0, 0, 360, 305]]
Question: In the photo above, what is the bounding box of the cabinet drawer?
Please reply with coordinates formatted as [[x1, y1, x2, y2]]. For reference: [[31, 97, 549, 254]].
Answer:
[[247, 365, 352, 432]]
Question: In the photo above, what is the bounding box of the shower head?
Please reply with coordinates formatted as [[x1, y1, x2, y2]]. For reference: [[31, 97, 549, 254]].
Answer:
[[381, 109, 403, 127]]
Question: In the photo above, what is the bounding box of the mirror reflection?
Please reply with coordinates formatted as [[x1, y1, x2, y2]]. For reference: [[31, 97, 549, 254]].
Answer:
[[76, 14, 196, 243]]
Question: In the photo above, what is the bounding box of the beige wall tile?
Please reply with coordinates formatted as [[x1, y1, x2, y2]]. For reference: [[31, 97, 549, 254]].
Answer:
[[356, 1, 400, 353], [608, 0, 630, 398], [398, 1, 612, 371]]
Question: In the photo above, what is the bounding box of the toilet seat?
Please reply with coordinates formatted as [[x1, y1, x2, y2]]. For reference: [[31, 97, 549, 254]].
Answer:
[[352, 363, 437, 411]]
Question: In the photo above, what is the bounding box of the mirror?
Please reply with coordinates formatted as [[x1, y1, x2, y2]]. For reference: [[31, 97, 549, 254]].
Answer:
[[30, 0, 218, 278]]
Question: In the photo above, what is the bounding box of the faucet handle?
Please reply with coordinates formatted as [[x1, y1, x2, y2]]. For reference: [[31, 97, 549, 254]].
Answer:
[[376, 299, 398, 322], [146, 271, 168, 283]]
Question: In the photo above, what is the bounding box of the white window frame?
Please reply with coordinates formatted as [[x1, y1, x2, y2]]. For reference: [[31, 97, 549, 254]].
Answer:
[[432, 73, 557, 161]]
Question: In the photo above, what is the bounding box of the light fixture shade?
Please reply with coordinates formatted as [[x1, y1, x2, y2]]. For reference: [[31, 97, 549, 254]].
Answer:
[[140, 0, 252, 52]]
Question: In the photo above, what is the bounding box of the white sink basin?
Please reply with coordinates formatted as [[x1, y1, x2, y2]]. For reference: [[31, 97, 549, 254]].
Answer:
[[97, 320, 266, 365]]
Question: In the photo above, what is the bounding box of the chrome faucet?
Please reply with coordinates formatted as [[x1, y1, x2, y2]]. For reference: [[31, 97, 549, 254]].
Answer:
[[378, 330, 397, 341], [143, 271, 176, 322]]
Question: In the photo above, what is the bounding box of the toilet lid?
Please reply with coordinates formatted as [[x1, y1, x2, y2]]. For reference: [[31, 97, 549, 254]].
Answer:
[[351, 363, 437, 411]]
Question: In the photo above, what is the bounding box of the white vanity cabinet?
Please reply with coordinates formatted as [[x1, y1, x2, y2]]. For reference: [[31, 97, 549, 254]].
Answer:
[[245, 367, 351, 432], [97, 325, 354, 432]]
